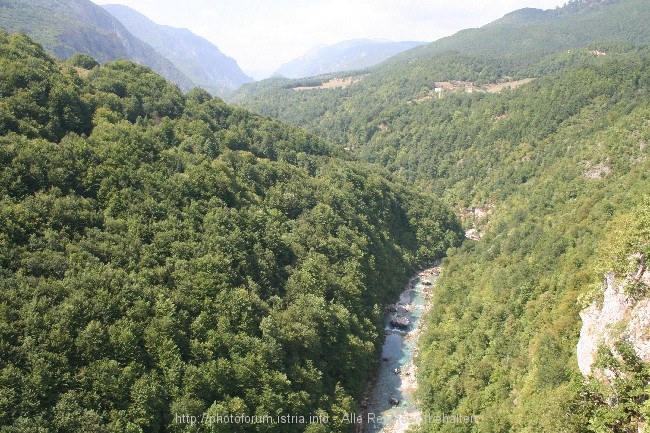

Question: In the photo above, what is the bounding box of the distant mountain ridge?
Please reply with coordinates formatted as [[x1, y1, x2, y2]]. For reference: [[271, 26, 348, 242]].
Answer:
[[276, 39, 426, 79], [102, 4, 252, 96], [236, 0, 648, 100], [387, 0, 648, 66], [0, 0, 195, 91], [233, 0, 650, 130]]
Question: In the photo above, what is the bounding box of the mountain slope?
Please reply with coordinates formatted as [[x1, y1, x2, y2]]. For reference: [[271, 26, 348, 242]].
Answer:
[[102, 4, 252, 96], [387, 0, 649, 67], [276, 39, 425, 79], [0, 0, 195, 91], [0, 32, 463, 433], [412, 51, 650, 432]]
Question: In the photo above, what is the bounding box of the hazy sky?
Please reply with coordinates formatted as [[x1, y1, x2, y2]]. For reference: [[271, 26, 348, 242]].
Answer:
[[92, 0, 565, 78]]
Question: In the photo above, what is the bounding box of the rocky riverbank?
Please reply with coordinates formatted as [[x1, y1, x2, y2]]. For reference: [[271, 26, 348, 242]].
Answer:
[[359, 265, 440, 433]]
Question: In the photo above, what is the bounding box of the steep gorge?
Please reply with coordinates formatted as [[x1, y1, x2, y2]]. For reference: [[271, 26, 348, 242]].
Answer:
[[231, 3, 650, 427]]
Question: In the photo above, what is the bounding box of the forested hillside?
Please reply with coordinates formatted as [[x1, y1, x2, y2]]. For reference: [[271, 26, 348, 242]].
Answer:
[[0, 32, 463, 432], [413, 49, 650, 432], [386, 0, 649, 69], [230, 0, 650, 431]]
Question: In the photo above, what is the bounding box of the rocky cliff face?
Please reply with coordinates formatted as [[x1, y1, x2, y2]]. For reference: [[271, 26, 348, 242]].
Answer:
[[577, 268, 650, 378]]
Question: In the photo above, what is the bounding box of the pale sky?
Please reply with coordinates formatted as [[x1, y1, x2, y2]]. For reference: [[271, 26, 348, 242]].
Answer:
[[92, 0, 565, 79]]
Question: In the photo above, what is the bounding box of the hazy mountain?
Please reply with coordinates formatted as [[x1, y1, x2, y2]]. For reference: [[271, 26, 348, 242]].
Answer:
[[276, 39, 426, 79], [102, 4, 252, 96], [0, 0, 195, 91]]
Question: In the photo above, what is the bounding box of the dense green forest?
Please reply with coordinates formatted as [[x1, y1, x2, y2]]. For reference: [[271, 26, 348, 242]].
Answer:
[[412, 50, 650, 431], [230, 1, 650, 431], [3, 0, 650, 431], [0, 32, 464, 432]]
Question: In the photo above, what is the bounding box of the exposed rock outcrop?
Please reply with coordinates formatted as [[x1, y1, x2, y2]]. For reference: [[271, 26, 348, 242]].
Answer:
[[390, 315, 410, 329], [577, 269, 650, 378], [461, 204, 494, 240]]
